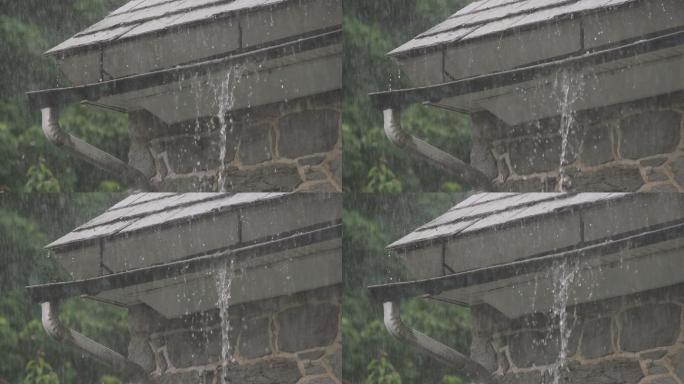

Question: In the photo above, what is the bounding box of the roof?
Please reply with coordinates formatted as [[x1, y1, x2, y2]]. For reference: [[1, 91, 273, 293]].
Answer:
[[47, 192, 286, 249], [390, 0, 636, 56], [388, 192, 628, 250], [48, 0, 291, 54]]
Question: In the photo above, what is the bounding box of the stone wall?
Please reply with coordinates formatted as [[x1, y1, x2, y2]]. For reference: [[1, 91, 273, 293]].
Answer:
[[470, 283, 684, 384], [128, 285, 342, 384], [470, 92, 684, 192], [128, 91, 342, 192]]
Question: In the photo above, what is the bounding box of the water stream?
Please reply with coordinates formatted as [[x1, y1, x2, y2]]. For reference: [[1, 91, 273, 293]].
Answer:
[[214, 66, 244, 192], [554, 69, 583, 192], [548, 260, 579, 384], [216, 258, 236, 384]]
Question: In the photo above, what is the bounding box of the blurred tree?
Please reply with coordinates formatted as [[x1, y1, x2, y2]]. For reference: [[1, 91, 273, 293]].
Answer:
[[342, 193, 473, 383], [343, 0, 473, 192], [0, 0, 129, 192], [0, 194, 126, 383]]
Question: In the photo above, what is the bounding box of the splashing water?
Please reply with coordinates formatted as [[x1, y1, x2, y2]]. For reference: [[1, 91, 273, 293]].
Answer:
[[216, 258, 236, 384], [548, 260, 579, 384], [214, 66, 244, 192], [554, 69, 583, 192]]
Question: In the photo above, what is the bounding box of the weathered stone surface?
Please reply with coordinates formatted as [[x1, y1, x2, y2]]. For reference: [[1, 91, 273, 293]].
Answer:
[[278, 110, 339, 158], [160, 370, 213, 384], [223, 358, 301, 384], [164, 329, 221, 368], [128, 336, 156, 372], [297, 155, 326, 166], [239, 317, 272, 359], [161, 134, 227, 174], [508, 330, 561, 367], [559, 360, 643, 384], [620, 111, 681, 159], [298, 377, 336, 384], [305, 169, 328, 181], [641, 350, 668, 360], [238, 123, 272, 165], [670, 156, 684, 187], [580, 125, 613, 166], [499, 176, 557, 192], [580, 317, 612, 358], [568, 165, 643, 192], [325, 349, 341, 378], [222, 164, 302, 191], [650, 377, 677, 384], [641, 157, 668, 167], [646, 363, 670, 375], [471, 138, 498, 179], [499, 371, 543, 384], [647, 183, 679, 192], [470, 334, 497, 372], [158, 174, 216, 192], [298, 350, 325, 360], [277, 303, 339, 352], [303, 359, 327, 375], [508, 135, 562, 174], [619, 303, 681, 352], [672, 349, 684, 381]]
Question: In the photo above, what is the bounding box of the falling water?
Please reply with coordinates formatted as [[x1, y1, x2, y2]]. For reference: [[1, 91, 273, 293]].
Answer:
[[548, 260, 579, 384], [554, 69, 583, 192], [191, 72, 203, 143], [216, 258, 236, 384], [214, 66, 244, 192]]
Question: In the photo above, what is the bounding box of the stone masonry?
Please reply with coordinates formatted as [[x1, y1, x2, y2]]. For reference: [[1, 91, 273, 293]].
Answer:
[[470, 283, 684, 384], [471, 92, 684, 192], [128, 91, 342, 192], [128, 285, 342, 384]]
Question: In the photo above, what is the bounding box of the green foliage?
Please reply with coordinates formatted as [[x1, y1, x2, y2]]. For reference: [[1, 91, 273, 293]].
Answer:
[[365, 356, 402, 384], [0, 0, 129, 192], [343, 193, 474, 383], [0, 194, 127, 383], [343, 0, 474, 192], [22, 357, 59, 384]]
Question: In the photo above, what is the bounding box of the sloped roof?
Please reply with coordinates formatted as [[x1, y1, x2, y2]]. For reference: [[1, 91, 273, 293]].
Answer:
[[388, 193, 628, 250], [47, 192, 286, 249], [48, 0, 291, 54], [390, 0, 635, 56]]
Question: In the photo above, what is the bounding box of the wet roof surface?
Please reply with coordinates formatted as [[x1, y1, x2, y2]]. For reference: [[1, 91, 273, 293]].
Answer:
[[47, 0, 289, 54], [390, 0, 636, 55], [388, 193, 627, 249], [47, 193, 286, 248]]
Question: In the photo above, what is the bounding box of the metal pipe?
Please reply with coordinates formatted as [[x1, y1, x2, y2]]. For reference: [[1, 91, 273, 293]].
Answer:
[[383, 301, 495, 384], [41, 301, 151, 383], [383, 108, 493, 191], [41, 107, 151, 191]]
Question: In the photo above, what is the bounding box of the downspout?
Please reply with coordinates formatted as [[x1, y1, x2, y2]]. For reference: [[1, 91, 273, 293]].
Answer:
[[41, 107, 151, 191], [41, 301, 151, 383], [383, 108, 493, 191], [383, 301, 496, 384]]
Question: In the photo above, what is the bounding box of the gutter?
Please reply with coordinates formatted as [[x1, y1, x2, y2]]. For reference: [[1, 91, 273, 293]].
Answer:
[[41, 107, 151, 191], [383, 108, 493, 191], [27, 29, 342, 109], [370, 28, 684, 110], [41, 301, 151, 383], [369, 219, 684, 303], [383, 301, 495, 384]]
